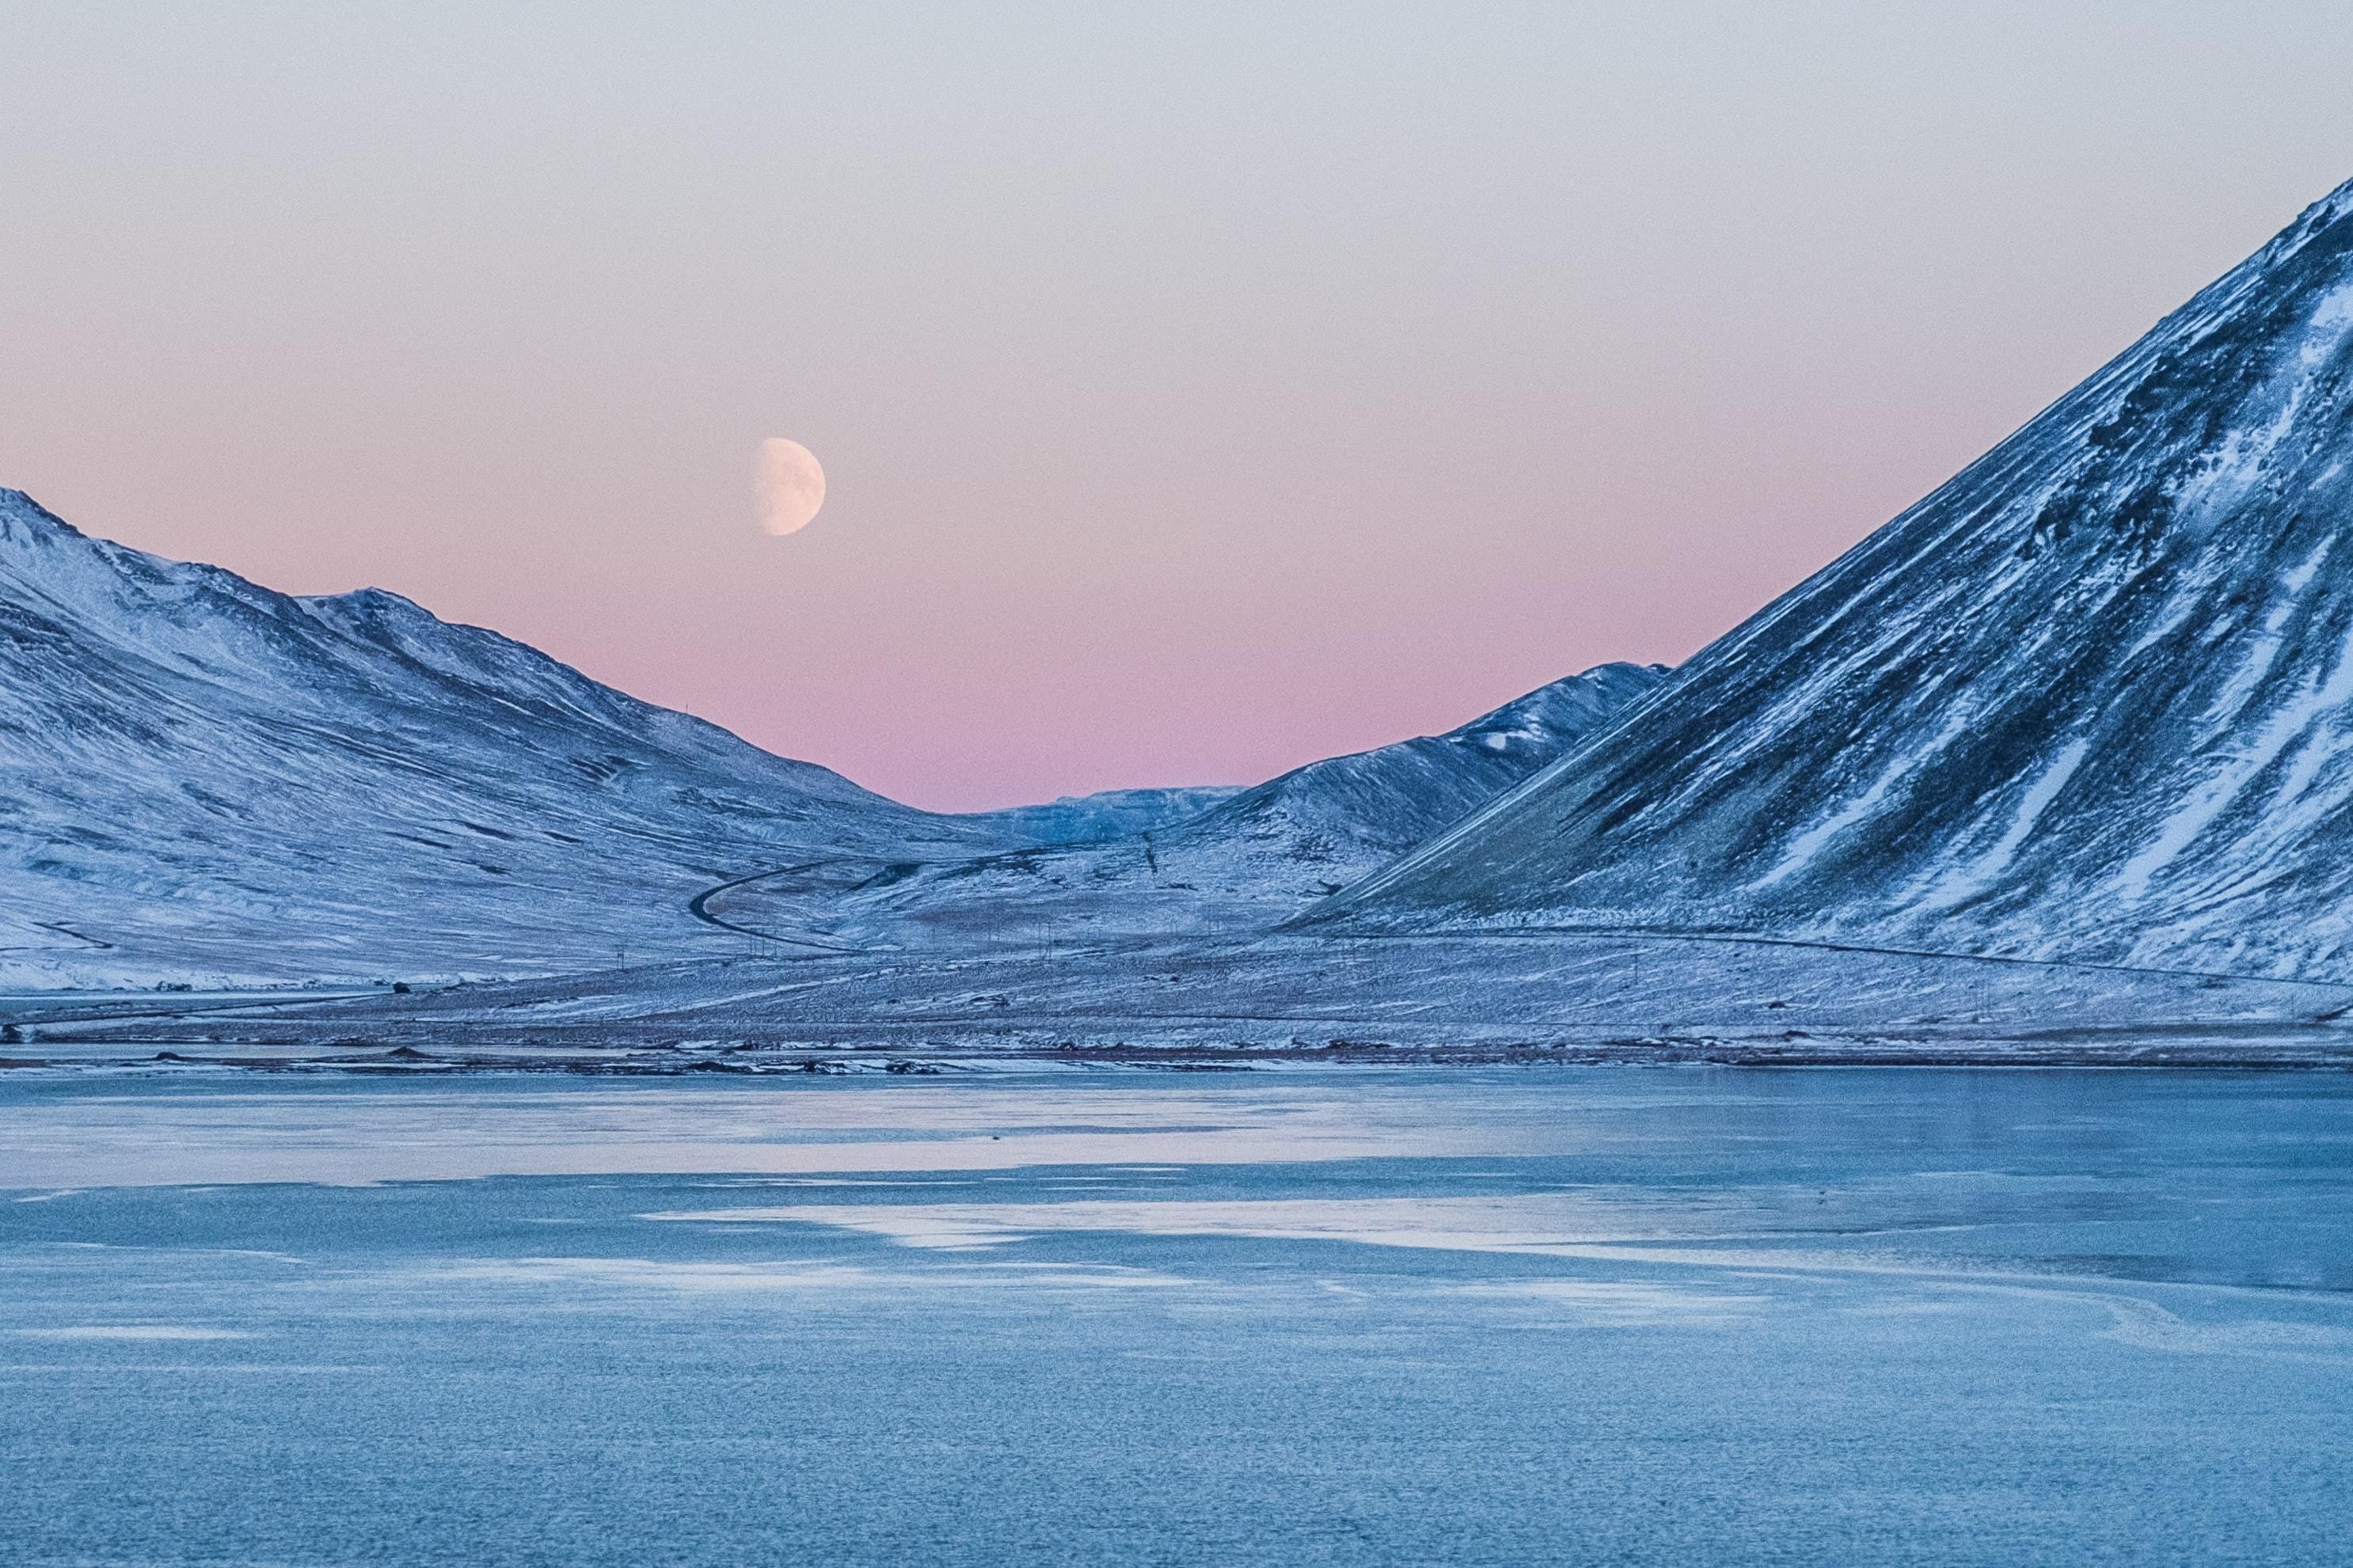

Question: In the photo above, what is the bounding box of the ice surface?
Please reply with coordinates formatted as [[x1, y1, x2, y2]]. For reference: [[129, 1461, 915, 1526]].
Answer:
[[3, 1070, 2349, 1565]]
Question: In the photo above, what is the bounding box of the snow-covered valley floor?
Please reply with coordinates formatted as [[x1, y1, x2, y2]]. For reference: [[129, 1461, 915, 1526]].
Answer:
[[10, 928, 2353, 1071]]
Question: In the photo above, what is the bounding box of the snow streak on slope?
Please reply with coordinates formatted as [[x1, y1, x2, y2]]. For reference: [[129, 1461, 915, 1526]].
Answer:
[[0, 492, 1013, 987], [1329, 178, 2353, 982], [707, 663, 1667, 946]]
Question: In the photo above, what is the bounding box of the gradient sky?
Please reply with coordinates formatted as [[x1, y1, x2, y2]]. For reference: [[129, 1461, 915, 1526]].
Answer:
[[7, 4, 2353, 809]]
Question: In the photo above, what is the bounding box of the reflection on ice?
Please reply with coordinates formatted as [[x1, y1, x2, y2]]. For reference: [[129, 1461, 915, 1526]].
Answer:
[[2091, 1296, 2353, 1361], [1435, 1279, 1770, 1327], [418, 1255, 1189, 1294], [0, 1080, 1544, 1188], [10, 1325, 254, 1340], [644, 1193, 1767, 1253]]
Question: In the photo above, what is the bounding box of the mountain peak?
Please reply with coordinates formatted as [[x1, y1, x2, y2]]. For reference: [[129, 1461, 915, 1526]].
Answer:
[[2280, 172, 2353, 248], [0, 488, 89, 549]]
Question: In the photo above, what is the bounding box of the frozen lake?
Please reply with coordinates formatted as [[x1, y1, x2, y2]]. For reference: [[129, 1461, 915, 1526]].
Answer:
[[3, 1068, 2349, 1565]]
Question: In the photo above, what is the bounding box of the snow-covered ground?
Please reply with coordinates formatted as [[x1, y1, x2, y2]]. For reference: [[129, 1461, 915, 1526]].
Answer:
[[13, 928, 2353, 1069]]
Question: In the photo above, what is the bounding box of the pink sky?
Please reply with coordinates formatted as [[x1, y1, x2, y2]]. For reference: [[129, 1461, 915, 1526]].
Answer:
[[7, 6, 2353, 808]]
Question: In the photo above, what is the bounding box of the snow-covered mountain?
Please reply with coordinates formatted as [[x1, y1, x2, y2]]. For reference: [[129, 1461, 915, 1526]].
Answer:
[[0, 490, 1013, 986], [705, 662, 1667, 945], [1329, 177, 2353, 982]]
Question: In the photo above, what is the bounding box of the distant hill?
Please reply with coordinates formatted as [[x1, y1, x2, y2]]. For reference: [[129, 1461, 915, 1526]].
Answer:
[[965, 784, 1244, 845], [706, 662, 1667, 946]]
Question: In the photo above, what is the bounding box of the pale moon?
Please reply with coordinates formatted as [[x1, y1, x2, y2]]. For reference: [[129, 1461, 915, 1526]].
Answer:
[[757, 438, 827, 535]]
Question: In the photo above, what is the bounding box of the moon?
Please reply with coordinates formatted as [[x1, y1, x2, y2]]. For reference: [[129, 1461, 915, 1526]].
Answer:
[[757, 438, 826, 536]]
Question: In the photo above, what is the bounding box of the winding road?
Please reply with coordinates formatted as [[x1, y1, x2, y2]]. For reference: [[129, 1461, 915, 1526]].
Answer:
[[686, 856, 870, 954]]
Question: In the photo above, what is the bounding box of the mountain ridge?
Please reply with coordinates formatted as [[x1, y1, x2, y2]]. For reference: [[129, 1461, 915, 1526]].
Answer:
[[0, 488, 1012, 986], [1325, 175, 2353, 982]]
